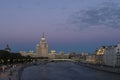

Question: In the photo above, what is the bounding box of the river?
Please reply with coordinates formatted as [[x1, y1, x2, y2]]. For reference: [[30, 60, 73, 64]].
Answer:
[[21, 62, 120, 80]]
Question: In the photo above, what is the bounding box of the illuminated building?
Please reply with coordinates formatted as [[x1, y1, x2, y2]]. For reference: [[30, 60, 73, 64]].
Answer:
[[95, 47, 105, 65], [20, 50, 35, 57], [36, 33, 48, 58], [86, 55, 96, 64], [48, 50, 56, 59], [96, 47, 105, 55]]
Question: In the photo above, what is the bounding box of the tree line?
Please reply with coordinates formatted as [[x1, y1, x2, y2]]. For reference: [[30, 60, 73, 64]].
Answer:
[[0, 50, 33, 65]]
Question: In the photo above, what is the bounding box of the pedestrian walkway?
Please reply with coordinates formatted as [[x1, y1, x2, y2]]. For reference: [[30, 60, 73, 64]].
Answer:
[[0, 64, 24, 80]]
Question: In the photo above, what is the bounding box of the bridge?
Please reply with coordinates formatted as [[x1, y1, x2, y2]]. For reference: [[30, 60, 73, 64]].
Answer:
[[35, 59, 77, 63], [50, 59, 77, 62]]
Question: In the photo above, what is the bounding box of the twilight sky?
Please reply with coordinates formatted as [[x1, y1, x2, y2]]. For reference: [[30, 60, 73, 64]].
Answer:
[[0, 0, 120, 53]]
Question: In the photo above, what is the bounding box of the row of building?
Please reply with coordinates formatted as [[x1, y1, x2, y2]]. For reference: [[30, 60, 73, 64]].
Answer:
[[85, 43, 120, 67], [19, 33, 120, 67], [20, 50, 69, 59]]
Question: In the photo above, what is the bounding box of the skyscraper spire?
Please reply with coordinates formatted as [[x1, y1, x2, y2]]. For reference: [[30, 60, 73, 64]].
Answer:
[[41, 32, 46, 42], [42, 32, 44, 38]]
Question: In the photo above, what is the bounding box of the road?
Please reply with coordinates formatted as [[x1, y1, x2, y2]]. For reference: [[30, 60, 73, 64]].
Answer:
[[21, 62, 120, 80]]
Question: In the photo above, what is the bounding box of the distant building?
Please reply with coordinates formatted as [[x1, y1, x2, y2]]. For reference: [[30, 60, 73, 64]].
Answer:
[[55, 51, 69, 59], [20, 51, 27, 56], [55, 51, 64, 59], [68, 52, 83, 60], [48, 50, 56, 59], [36, 33, 48, 58], [28, 50, 35, 57], [81, 52, 89, 63], [86, 54, 96, 64], [4, 44, 11, 52], [20, 50, 36, 57]]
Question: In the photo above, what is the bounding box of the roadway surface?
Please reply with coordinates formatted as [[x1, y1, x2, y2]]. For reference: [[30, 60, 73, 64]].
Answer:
[[21, 62, 120, 80]]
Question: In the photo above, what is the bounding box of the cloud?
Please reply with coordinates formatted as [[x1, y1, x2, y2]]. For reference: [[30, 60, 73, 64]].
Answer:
[[69, 2, 120, 29]]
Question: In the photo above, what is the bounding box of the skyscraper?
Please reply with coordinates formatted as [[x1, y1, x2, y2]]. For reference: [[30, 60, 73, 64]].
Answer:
[[36, 33, 48, 58]]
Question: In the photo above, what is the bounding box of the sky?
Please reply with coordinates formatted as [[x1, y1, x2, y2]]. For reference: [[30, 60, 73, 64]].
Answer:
[[0, 0, 120, 53]]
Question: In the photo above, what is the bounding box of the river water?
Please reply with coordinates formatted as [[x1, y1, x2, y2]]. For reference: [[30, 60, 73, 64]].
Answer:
[[21, 62, 120, 80]]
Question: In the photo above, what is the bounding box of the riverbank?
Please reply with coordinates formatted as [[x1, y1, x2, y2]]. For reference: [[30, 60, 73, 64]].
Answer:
[[75, 62, 120, 74], [0, 63, 34, 80]]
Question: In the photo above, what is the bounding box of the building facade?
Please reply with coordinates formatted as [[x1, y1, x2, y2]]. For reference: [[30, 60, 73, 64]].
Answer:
[[95, 47, 105, 65], [36, 33, 48, 58], [48, 50, 56, 59], [86, 54, 96, 64], [103, 43, 120, 67]]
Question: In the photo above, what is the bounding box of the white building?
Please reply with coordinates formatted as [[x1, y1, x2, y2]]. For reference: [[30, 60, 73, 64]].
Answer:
[[103, 43, 120, 67], [20, 51, 27, 56], [36, 33, 48, 58], [20, 50, 36, 57], [48, 50, 56, 59]]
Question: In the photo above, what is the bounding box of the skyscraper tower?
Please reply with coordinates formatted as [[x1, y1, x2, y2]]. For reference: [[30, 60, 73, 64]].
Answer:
[[36, 33, 48, 58]]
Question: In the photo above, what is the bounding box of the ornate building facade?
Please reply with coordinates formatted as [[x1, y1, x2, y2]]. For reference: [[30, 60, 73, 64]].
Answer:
[[36, 33, 48, 58], [4, 44, 11, 52]]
